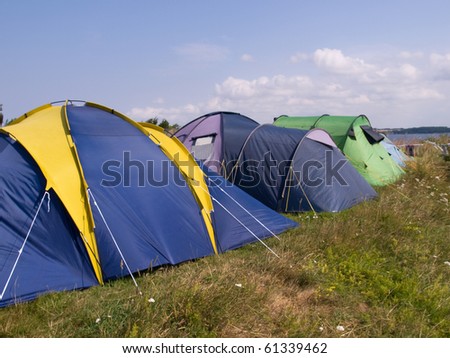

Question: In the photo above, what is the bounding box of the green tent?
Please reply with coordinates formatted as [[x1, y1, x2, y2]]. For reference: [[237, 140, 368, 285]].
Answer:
[[274, 115, 404, 186]]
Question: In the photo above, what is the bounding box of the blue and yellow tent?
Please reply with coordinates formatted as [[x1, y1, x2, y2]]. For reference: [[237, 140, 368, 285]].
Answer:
[[0, 101, 297, 307]]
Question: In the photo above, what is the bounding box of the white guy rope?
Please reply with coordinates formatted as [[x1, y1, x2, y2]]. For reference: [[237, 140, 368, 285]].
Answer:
[[207, 176, 283, 241], [209, 194, 280, 258], [87, 189, 142, 295], [0, 191, 50, 300], [196, 181, 281, 258]]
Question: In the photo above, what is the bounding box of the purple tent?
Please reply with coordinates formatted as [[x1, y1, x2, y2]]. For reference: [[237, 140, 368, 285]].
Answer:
[[174, 111, 258, 175]]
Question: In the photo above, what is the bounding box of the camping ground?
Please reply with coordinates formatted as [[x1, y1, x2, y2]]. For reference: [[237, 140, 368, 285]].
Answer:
[[0, 138, 449, 338]]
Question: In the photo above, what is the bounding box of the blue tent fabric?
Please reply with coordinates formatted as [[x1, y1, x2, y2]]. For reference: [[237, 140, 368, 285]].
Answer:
[[289, 138, 378, 212], [66, 106, 215, 280], [232, 125, 377, 213], [380, 135, 409, 167], [200, 163, 298, 252], [0, 134, 97, 307], [232, 125, 306, 211], [221, 112, 259, 171], [1, 102, 299, 307]]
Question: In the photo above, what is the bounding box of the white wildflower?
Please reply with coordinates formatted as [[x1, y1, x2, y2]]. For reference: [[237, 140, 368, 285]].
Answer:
[[336, 325, 345, 331], [148, 298, 156, 303], [95, 318, 101, 324]]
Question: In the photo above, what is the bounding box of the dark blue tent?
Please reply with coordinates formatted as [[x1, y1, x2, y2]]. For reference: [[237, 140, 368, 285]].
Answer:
[[231, 125, 377, 212]]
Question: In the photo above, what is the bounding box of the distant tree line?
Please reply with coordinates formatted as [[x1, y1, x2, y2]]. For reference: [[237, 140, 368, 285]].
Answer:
[[145, 117, 180, 133], [391, 126, 450, 134]]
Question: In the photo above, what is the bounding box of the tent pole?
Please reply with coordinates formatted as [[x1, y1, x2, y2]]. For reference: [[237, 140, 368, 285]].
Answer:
[[289, 169, 317, 215], [283, 167, 294, 212]]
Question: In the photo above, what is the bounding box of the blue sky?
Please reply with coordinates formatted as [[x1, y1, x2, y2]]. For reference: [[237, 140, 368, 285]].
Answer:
[[1, 0, 450, 127]]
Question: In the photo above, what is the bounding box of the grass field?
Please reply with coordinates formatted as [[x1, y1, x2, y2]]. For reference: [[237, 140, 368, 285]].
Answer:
[[0, 141, 449, 338]]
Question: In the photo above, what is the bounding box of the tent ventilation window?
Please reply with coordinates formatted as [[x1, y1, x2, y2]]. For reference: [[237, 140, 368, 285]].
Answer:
[[347, 127, 356, 138], [360, 125, 384, 144], [192, 134, 216, 161]]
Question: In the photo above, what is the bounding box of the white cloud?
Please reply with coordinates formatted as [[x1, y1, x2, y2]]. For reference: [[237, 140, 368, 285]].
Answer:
[[399, 51, 424, 59], [127, 104, 200, 122], [241, 53, 254, 62], [214, 75, 313, 102], [347, 94, 371, 105], [400, 63, 419, 80], [430, 52, 450, 66], [396, 87, 443, 101], [215, 76, 259, 98], [430, 52, 450, 79], [290, 52, 308, 63], [373, 63, 420, 84], [313, 48, 374, 75], [128, 48, 450, 127], [174, 42, 229, 62]]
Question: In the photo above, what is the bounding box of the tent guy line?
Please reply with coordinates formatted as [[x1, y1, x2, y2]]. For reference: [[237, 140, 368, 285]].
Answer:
[[88, 188, 142, 295], [0, 191, 50, 300], [207, 176, 282, 242], [206, 190, 281, 259]]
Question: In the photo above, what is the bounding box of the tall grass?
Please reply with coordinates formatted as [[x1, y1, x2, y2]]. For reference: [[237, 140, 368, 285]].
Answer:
[[0, 148, 448, 338]]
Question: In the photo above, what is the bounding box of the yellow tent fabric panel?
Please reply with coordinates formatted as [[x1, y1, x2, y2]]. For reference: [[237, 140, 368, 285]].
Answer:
[[139, 123, 218, 254], [2, 105, 103, 283]]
